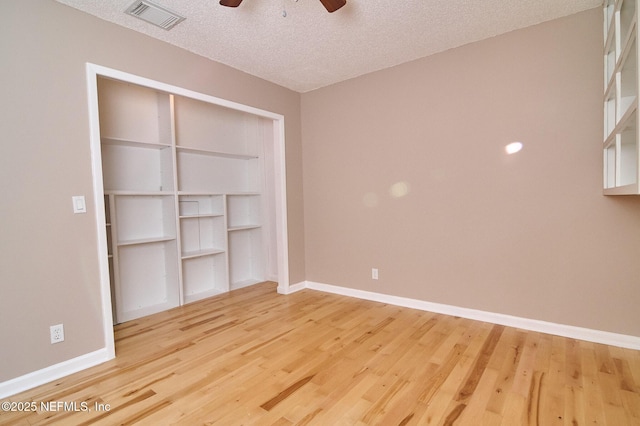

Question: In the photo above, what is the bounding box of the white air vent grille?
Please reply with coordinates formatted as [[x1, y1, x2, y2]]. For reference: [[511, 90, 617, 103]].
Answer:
[[125, 0, 185, 30]]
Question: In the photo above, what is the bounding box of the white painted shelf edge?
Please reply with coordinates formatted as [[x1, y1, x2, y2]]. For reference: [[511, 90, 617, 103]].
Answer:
[[102, 136, 172, 149], [181, 248, 226, 259], [117, 236, 176, 246], [228, 225, 261, 232], [604, 101, 638, 145], [604, 183, 640, 194], [105, 190, 174, 196], [179, 214, 224, 219], [176, 146, 259, 160]]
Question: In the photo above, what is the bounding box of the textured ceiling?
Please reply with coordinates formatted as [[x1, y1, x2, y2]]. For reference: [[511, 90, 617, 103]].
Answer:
[[54, 0, 602, 93]]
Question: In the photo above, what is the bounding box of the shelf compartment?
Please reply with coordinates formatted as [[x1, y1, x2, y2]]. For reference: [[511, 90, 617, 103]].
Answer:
[[174, 95, 264, 157], [619, 36, 638, 121], [177, 151, 261, 193], [180, 215, 226, 257], [114, 195, 176, 244], [182, 253, 228, 303], [604, 137, 617, 189], [97, 77, 172, 145], [116, 240, 180, 322], [604, 0, 615, 39], [102, 141, 174, 192], [178, 194, 224, 217], [604, 108, 638, 190], [620, 114, 638, 186], [619, 0, 637, 49], [605, 89, 617, 139], [228, 227, 264, 290], [227, 194, 261, 229], [605, 40, 617, 88]]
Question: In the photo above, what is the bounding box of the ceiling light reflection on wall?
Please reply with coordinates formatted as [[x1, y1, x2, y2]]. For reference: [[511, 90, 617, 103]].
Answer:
[[505, 142, 523, 155], [389, 181, 410, 198]]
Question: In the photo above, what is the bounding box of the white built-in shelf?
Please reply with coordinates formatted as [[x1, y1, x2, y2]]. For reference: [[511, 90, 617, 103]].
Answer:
[[118, 236, 176, 247], [98, 75, 268, 322], [105, 190, 174, 196], [181, 248, 226, 259], [176, 150, 262, 194], [176, 146, 259, 160], [102, 137, 172, 150], [228, 225, 261, 232], [227, 192, 261, 196], [178, 191, 224, 196], [180, 214, 224, 219], [603, 0, 640, 195]]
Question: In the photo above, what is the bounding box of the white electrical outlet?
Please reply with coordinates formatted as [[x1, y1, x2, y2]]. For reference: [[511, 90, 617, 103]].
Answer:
[[372, 268, 379, 280], [50, 324, 64, 344]]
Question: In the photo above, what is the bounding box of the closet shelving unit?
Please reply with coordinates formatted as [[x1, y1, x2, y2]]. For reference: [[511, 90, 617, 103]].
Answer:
[[603, 0, 640, 194], [98, 77, 267, 323], [174, 95, 266, 294]]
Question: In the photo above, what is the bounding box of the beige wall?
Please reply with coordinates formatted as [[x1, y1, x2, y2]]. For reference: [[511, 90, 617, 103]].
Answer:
[[0, 0, 304, 382], [301, 8, 640, 337]]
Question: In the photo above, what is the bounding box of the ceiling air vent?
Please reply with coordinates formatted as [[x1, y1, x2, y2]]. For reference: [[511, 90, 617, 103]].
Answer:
[[125, 0, 185, 30]]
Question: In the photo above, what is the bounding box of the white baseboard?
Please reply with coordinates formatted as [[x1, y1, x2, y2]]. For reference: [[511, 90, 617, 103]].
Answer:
[[302, 281, 640, 351], [277, 280, 307, 295], [0, 348, 112, 399]]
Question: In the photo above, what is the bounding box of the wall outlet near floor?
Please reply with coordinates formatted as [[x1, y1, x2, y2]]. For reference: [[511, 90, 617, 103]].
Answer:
[[372, 268, 379, 280], [50, 324, 64, 344]]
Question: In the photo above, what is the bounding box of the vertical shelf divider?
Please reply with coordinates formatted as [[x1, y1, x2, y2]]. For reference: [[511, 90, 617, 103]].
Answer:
[[168, 93, 186, 306]]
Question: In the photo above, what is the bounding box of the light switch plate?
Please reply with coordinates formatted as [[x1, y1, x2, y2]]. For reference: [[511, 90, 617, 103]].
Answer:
[[72, 196, 86, 214]]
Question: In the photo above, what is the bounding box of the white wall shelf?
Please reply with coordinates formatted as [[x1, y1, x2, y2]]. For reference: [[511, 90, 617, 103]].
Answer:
[[182, 253, 228, 303], [181, 248, 226, 259], [101, 137, 172, 149], [228, 225, 262, 232], [105, 190, 174, 196], [603, 0, 640, 195], [176, 151, 261, 194], [228, 226, 263, 290], [113, 195, 176, 244], [227, 194, 261, 229], [97, 75, 270, 323], [173, 96, 263, 157], [116, 241, 180, 322], [176, 146, 259, 160], [118, 236, 177, 247]]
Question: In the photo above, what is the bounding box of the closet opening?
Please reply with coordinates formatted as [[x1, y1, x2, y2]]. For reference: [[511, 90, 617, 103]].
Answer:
[[86, 64, 289, 358]]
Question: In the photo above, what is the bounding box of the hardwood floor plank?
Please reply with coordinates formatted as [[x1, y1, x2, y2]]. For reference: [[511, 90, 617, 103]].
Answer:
[[455, 324, 504, 403], [455, 367, 500, 425], [1, 282, 639, 425], [485, 328, 527, 416], [261, 375, 316, 411], [580, 342, 608, 425]]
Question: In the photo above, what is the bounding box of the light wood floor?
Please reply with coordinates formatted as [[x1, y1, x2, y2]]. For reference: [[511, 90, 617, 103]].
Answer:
[[2, 282, 640, 425]]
